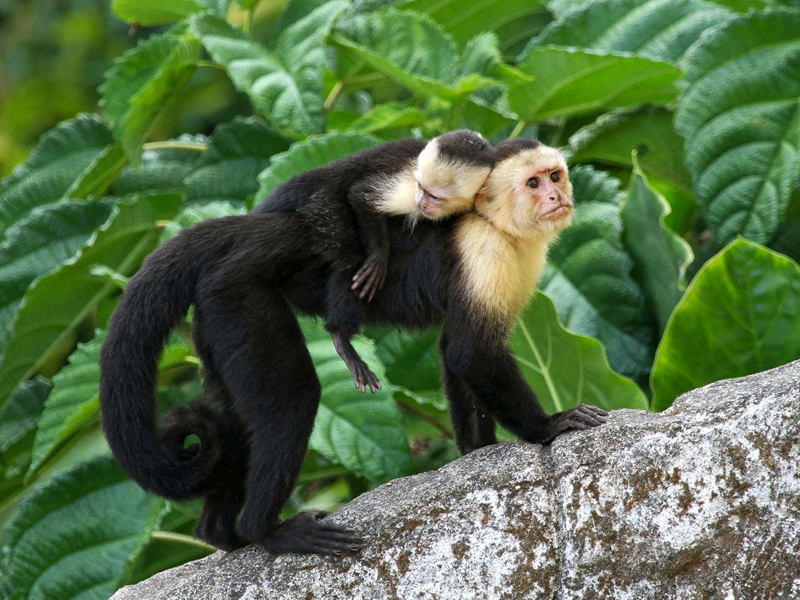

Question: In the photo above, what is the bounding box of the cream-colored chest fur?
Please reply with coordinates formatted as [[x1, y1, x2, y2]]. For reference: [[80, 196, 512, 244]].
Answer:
[[455, 213, 553, 319]]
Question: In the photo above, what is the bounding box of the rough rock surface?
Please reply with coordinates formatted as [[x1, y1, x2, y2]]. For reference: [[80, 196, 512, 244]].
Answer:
[[113, 362, 800, 600]]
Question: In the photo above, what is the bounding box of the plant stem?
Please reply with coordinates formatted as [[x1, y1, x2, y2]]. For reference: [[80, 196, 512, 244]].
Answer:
[[243, 6, 255, 34], [143, 140, 208, 152], [298, 466, 351, 484], [324, 80, 346, 113], [396, 397, 454, 439], [197, 60, 226, 72], [508, 120, 528, 139], [150, 531, 216, 552], [550, 116, 567, 148]]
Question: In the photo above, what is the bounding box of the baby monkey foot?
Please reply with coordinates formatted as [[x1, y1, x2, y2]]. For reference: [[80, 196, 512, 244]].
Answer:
[[331, 331, 382, 393], [258, 510, 363, 556], [543, 404, 608, 443], [351, 251, 388, 302]]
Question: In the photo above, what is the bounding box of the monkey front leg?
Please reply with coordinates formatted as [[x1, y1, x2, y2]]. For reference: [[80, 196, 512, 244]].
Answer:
[[348, 182, 390, 303]]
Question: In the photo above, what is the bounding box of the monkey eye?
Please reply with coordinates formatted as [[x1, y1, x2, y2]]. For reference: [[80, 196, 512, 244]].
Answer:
[[550, 172, 560, 183], [527, 177, 540, 188]]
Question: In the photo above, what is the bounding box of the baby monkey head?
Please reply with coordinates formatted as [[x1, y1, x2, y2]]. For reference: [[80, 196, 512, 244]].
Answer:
[[414, 130, 495, 220], [477, 138, 573, 239]]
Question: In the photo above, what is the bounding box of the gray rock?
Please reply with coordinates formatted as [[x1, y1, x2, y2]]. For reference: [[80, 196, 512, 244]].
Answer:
[[113, 361, 800, 600]]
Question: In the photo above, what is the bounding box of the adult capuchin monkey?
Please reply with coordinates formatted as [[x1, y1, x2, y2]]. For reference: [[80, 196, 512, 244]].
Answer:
[[99, 138, 608, 556], [265, 130, 494, 394]]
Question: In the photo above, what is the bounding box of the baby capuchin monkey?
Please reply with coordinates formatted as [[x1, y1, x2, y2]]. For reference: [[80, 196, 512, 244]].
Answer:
[[259, 130, 495, 393]]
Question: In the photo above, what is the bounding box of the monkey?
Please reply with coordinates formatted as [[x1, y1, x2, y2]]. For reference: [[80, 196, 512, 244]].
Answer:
[[262, 130, 495, 394], [99, 138, 608, 555]]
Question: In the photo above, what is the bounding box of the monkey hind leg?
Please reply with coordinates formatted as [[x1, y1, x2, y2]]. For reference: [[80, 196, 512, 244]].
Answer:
[[195, 272, 362, 555]]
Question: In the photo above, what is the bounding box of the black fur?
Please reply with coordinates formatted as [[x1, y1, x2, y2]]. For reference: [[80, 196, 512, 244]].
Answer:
[[435, 129, 494, 167], [99, 142, 607, 554]]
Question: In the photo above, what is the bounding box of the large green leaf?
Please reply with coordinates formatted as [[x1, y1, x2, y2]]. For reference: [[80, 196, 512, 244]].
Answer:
[[368, 327, 445, 409], [184, 117, 289, 206], [524, 0, 733, 63], [112, 0, 228, 25], [674, 9, 800, 246], [620, 164, 693, 333], [0, 378, 51, 455], [27, 333, 107, 479], [567, 106, 693, 193], [189, 2, 347, 137], [347, 103, 427, 138], [255, 131, 380, 200], [541, 166, 656, 382], [0, 201, 113, 350], [508, 46, 680, 123], [1, 457, 167, 600], [112, 137, 206, 196], [331, 9, 494, 101], [402, 0, 551, 54], [302, 320, 412, 483], [0, 192, 182, 412], [0, 115, 115, 229], [651, 239, 800, 411], [100, 32, 201, 159], [513, 292, 648, 413]]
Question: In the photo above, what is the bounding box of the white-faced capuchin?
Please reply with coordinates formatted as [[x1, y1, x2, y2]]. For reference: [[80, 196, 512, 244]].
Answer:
[[262, 130, 494, 393], [99, 138, 608, 557]]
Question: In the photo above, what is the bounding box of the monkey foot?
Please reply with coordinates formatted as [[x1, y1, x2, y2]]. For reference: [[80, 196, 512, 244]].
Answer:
[[257, 510, 364, 556], [351, 252, 388, 302], [331, 331, 382, 393], [543, 404, 608, 443]]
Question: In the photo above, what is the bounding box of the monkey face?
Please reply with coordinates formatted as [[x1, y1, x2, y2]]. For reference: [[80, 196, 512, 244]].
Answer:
[[477, 144, 573, 238], [414, 141, 492, 220]]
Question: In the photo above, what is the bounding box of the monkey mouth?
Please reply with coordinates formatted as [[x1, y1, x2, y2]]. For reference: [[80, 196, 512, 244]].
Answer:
[[542, 205, 572, 220]]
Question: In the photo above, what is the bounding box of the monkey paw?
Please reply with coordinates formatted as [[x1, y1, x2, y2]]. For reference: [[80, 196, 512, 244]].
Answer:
[[543, 404, 608, 443], [350, 358, 382, 394], [351, 251, 388, 302], [258, 510, 364, 556]]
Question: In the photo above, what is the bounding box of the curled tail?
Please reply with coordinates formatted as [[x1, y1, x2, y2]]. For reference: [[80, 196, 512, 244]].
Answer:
[[99, 218, 242, 500]]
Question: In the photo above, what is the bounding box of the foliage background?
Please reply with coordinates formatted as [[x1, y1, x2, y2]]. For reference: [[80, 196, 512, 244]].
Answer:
[[1, 0, 800, 597]]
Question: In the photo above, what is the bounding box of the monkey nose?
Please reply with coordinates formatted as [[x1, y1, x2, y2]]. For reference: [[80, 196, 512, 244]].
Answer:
[[416, 189, 429, 211]]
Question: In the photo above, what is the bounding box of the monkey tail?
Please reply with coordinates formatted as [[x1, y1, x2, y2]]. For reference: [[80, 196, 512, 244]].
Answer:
[[98, 221, 240, 500]]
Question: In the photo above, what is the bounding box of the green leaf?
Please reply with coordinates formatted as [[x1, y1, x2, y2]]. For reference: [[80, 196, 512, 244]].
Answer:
[[347, 103, 427, 138], [0, 200, 114, 350], [651, 239, 800, 411], [331, 9, 494, 101], [513, 292, 648, 413], [112, 0, 206, 25], [0, 115, 114, 229], [161, 201, 246, 240], [620, 163, 693, 333], [368, 327, 445, 409], [541, 166, 656, 381], [402, 0, 551, 54], [255, 131, 380, 200], [567, 106, 693, 193], [189, 3, 347, 137], [0, 378, 51, 455], [64, 144, 128, 201], [27, 333, 107, 479], [1, 457, 167, 600], [112, 137, 207, 195], [100, 32, 201, 159], [674, 9, 800, 246], [275, 0, 330, 35], [771, 222, 800, 264], [302, 320, 412, 482], [508, 46, 680, 122], [184, 117, 289, 206], [524, 0, 733, 63], [0, 192, 182, 413]]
